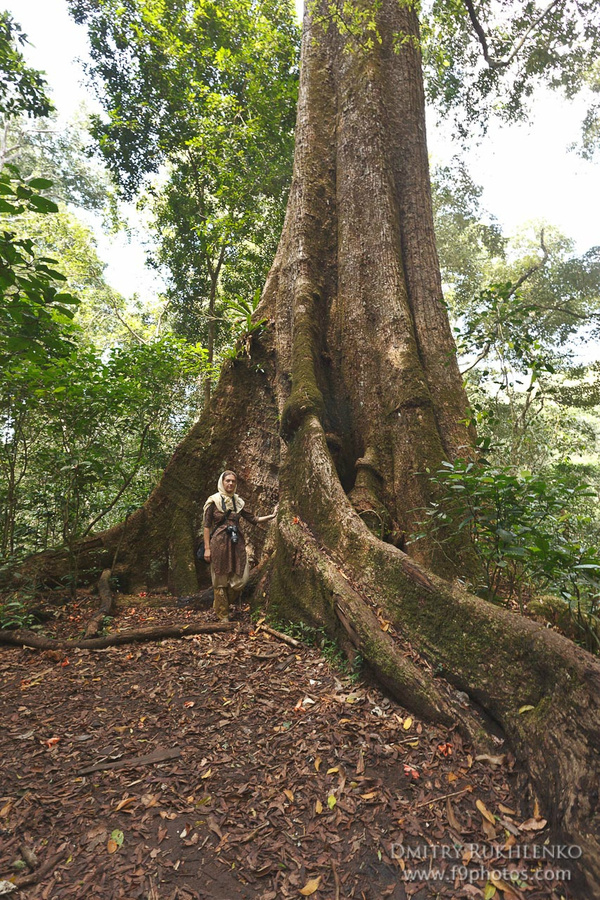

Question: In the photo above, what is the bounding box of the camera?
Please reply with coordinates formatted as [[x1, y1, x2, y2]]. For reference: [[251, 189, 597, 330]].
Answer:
[[226, 524, 239, 544]]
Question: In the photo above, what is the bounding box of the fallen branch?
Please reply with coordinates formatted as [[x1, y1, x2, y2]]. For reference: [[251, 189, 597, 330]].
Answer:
[[77, 746, 181, 776], [256, 623, 303, 648], [0, 622, 240, 651], [13, 844, 69, 889], [84, 568, 115, 639]]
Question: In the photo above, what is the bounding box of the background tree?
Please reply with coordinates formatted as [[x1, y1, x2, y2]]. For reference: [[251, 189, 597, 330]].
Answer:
[[1, 110, 112, 210], [69, 0, 300, 403], [0, 16, 208, 573], [0, 161, 208, 572], [433, 158, 600, 462]]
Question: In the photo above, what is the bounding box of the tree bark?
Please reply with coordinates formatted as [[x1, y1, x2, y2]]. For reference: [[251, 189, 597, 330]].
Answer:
[[6, 1, 600, 891]]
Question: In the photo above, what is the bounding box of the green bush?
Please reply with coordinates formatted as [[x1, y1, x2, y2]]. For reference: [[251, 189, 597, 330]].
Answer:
[[0, 593, 35, 629], [415, 456, 600, 653]]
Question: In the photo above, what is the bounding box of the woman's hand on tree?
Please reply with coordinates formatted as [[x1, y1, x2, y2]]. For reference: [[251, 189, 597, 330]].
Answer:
[[204, 549, 211, 561]]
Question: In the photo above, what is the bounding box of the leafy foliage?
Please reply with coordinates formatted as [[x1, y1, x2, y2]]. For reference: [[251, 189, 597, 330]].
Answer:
[[0, 167, 80, 372], [0, 12, 53, 119], [0, 592, 36, 629], [68, 0, 300, 375], [0, 166, 207, 567], [2, 113, 113, 212], [422, 0, 600, 144], [432, 159, 600, 467], [416, 454, 600, 651]]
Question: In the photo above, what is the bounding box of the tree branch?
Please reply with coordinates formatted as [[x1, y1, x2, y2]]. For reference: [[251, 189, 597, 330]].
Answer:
[[81, 422, 152, 537], [460, 230, 550, 375], [0, 622, 241, 651], [508, 228, 549, 295], [463, 0, 563, 71], [107, 299, 148, 345]]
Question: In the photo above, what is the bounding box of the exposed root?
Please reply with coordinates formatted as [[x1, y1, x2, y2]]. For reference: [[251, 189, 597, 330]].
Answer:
[[84, 568, 115, 638]]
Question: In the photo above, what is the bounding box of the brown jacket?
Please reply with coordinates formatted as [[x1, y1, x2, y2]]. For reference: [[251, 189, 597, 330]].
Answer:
[[203, 502, 259, 576]]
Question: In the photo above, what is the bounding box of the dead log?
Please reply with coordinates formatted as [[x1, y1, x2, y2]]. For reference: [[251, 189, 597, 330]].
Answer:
[[0, 622, 239, 651]]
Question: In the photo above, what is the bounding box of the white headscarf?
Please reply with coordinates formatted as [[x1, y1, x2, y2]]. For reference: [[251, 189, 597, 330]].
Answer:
[[203, 471, 245, 517]]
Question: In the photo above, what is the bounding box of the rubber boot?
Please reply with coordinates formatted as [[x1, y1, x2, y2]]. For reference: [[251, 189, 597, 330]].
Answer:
[[213, 587, 229, 622]]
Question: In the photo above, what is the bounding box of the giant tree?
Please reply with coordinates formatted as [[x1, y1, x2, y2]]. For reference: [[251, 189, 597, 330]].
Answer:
[[19, 0, 600, 891]]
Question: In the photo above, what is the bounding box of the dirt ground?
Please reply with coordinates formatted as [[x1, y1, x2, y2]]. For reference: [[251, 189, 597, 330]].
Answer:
[[0, 593, 573, 899]]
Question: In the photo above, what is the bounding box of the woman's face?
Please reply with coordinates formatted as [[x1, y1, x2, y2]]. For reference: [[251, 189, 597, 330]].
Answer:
[[223, 473, 237, 494]]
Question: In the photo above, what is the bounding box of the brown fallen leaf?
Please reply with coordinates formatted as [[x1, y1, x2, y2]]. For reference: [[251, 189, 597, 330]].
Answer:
[[356, 751, 365, 775], [519, 817, 547, 831], [497, 816, 520, 837], [493, 879, 523, 899], [476, 798, 496, 825], [446, 798, 462, 833], [115, 797, 136, 812], [207, 817, 223, 838], [107, 839, 119, 854], [498, 803, 516, 815], [315, 799, 323, 814], [299, 876, 321, 896], [482, 817, 497, 840], [283, 789, 294, 802], [475, 753, 506, 767]]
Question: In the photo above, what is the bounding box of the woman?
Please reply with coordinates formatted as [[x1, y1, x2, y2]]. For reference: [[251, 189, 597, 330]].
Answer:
[[202, 471, 276, 621]]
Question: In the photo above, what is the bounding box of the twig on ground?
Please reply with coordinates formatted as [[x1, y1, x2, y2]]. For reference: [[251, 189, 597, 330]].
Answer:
[[413, 786, 473, 809], [256, 624, 303, 648], [77, 746, 181, 776]]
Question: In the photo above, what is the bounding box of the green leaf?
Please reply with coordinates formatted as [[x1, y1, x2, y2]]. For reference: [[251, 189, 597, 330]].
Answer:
[[27, 195, 59, 213], [27, 177, 54, 190]]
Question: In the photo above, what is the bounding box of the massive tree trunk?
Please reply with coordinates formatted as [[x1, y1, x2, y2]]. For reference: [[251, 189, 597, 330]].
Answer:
[[12, 1, 600, 892]]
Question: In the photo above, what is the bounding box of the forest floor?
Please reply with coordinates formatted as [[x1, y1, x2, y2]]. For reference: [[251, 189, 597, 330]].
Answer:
[[0, 592, 573, 900]]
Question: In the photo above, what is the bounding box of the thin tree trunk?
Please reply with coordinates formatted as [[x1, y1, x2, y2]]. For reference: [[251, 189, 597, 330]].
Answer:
[[204, 244, 227, 408]]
